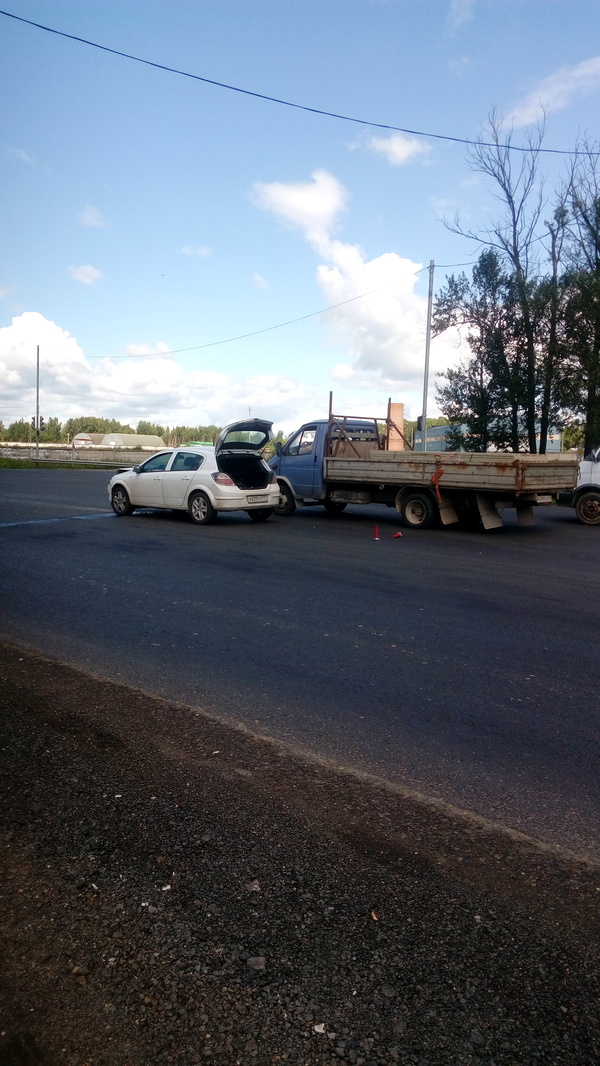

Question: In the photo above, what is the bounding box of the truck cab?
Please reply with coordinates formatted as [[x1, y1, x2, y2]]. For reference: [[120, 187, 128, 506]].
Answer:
[[568, 447, 600, 525], [269, 419, 381, 516]]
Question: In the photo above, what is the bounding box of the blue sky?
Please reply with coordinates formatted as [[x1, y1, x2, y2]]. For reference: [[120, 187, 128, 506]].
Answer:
[[1, 0, 600, 433]]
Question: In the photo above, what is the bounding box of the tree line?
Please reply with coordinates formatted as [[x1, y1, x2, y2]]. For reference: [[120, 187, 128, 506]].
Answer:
[[0, 417, 222, 447], [434, 117, 600, 454], [0, 415, 287, 455]]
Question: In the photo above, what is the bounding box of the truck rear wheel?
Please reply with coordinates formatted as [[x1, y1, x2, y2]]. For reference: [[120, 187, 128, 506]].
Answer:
[[274, 483, 296, 517], [401, 492, 437, 529], [322, 499, 347, 515], [575, 491, 600, 525]]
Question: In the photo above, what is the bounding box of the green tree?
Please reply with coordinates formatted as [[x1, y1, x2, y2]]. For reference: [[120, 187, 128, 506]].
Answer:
[[62, 417, 135, 441], [137, 420, 165, 437], [434, 250, 530, 451], [560, 141, 600, 452], [6, 418, 33, 442], [40, 416, 62, 443]]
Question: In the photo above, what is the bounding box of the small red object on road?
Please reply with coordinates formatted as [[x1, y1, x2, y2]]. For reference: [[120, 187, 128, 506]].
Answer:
[[392, 532, 403, 538], [374, 526, 380, 540]]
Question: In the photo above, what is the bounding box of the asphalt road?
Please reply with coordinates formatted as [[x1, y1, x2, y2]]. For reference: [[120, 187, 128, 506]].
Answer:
[[1, 468, 599, 860]]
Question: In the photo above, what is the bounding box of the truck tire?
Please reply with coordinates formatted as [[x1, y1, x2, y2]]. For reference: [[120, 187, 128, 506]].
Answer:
[[575, 491, 600, 525], [274, 483, 296, 517], [247, 508, 273, 522], [322, 499, 347, 515], [401, 492, 437, 529]]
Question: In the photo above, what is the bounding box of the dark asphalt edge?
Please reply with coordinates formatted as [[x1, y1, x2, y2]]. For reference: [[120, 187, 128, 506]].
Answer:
[[1, 637, 599, 932]]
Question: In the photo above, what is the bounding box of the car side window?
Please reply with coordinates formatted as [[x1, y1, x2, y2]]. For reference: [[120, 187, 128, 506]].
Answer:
[[140, 453, 171, 473], [171, 452, 203, 472], [286, 427, 317, 456]]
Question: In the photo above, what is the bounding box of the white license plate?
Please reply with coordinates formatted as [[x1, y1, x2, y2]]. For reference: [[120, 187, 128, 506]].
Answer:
[[247, 494, 268, 504]]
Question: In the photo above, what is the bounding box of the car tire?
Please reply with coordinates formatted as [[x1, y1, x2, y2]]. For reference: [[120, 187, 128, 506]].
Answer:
[[274, 483, 296, 517], [401, 492, 437, 529], [111, 486, 134, 516], [188, 491, 217, 525], [322, 499, 347, 515], [247, 508, 273, 522], [575, 490, 600, 525]]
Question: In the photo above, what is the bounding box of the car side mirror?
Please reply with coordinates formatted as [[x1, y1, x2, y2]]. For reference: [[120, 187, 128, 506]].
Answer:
[[133, 465, 141, 473], [276, 442, 283, 456]]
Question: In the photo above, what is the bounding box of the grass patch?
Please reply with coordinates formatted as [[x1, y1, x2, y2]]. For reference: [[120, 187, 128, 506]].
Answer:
[[0, 458, 117, 470]]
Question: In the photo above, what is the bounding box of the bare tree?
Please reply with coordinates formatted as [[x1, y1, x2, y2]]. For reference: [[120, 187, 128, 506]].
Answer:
[[444, 110, 546, 451]]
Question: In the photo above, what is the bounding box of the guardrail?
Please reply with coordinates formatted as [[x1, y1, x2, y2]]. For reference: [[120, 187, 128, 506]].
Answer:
[[0, 443, 163, 466]]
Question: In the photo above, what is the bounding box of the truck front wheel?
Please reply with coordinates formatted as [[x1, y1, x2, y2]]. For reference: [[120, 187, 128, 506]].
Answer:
[[401, 492, 437, 529], [274, 483, 296, 517], [575, 491, 600, 525]]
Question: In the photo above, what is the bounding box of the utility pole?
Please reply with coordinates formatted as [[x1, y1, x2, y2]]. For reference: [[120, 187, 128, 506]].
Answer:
[[420, 260, 435, 452], [36, 344, 40, 459]]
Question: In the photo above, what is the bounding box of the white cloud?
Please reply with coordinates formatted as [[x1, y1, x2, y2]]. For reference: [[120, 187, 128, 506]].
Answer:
[[507, 56, 600, 127], [0, 312, 321, 432], [448, 0, 476, 29], [252, 169, 347, 252], [180, 244, 212, 257], [5, 147, 34, 165], [78, 205, 105, 228], [254, 170, 463, 401], [368, 133, 430, 166], [69, 265, 104, 285], [252, 273, 270, 290]]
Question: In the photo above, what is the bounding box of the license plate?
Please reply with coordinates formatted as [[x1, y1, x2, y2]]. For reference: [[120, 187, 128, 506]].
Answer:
[[247, 494, 268, 504]]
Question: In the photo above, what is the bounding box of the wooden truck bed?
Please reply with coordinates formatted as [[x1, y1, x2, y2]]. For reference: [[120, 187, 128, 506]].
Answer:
[[324, 450, 579, 495]]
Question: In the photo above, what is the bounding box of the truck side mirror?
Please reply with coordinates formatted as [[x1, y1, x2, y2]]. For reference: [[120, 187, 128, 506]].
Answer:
[[276, 442, 283, 456]]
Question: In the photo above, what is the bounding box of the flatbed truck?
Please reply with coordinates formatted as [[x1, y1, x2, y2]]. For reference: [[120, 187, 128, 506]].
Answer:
[[269, 403, 579, 530]]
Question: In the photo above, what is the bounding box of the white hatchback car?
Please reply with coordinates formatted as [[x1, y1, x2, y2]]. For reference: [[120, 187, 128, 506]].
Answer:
[[107, 419, 279, 525]]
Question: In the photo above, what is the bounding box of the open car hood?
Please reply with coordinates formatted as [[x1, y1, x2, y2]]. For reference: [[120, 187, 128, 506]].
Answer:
[[214, 418, 273, 456]]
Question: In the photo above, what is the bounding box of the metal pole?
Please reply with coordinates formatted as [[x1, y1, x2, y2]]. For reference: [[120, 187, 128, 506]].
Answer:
[[36, 344, 40, 459], [420, 260, 435, 451]]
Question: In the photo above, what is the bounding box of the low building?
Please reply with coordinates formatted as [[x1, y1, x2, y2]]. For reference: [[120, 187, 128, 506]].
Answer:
[[72, 432, 165, 448]]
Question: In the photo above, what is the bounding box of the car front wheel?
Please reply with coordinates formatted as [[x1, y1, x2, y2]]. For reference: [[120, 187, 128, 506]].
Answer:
[[189, 491, 217, 525], [111, 486, 134, 516], [575, 491, 600, 525]]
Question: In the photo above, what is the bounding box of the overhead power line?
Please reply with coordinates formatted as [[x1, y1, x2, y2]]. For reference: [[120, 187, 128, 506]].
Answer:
[[0, 8, 592, 157], [86, 289, 382, 359]]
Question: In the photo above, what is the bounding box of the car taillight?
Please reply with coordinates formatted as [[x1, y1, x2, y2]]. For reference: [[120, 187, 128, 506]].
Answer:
[[211, 472, 235, 486], [270, 470, 278, 484]]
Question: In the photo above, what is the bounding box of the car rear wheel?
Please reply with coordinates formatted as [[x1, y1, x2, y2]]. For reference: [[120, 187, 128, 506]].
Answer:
[[274, 483, 296, 517], [401, 492, 437, 529], [189, 491, 217, 525], [575, 490, 600, 525], [111, 486, 134, 516], [247, 508, 273, 522]]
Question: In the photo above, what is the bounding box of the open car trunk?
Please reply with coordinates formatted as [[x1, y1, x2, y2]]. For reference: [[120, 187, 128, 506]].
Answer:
[[216, 453, 272, 490], [215, 418, 273, 491]]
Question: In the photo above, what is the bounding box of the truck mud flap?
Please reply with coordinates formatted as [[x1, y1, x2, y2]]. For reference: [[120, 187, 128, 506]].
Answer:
[[516, 502, 535, 526], [438, 491, 459, 526], [476, 492, 503, 530]]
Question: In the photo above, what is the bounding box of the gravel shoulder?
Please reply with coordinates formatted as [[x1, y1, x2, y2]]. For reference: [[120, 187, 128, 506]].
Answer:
[[1, 640, 599, 1066]]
